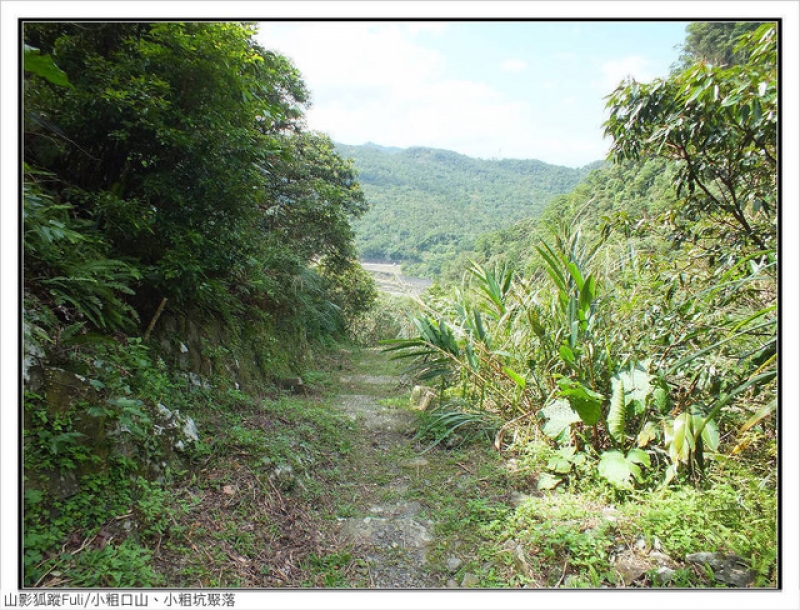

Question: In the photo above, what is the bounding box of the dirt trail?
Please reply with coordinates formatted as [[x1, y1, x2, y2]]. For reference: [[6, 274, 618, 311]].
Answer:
[[331, 352, 440, 587]]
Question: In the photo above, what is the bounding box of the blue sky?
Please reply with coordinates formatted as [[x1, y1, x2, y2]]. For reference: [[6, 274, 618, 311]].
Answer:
[[257, 20, 690, 167]]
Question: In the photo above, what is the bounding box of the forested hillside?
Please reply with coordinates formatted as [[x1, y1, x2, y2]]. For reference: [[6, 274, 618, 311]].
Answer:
[[435, 157, 680, 282], [337, 142, 601, 276]]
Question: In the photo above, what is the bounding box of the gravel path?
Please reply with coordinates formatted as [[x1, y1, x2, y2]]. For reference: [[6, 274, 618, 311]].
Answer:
[[331, 361, 441, 588]]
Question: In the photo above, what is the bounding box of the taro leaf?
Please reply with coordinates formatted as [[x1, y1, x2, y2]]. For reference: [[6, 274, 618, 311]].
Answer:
[[626, 448, 651, 468], [540, 398, 581, 440], [607, 377, 626, 444], [557, 378, 604, 426], [537, 472, 563, 491], [617, 364, 653, 413], [598, 450, 643, 490]]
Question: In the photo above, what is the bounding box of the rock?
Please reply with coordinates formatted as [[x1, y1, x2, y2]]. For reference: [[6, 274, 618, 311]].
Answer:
[[686, 551, 723, 569], [222, 485, 236, 496], [509, 492, 534, 508], [715, 562, 756, 588], [654, 566, 675, 585], [512, 544, 531, 576], [49, 471, 80, 500], [182, 416, 199, 442], [460, 572, 480, 588], [652, 536, 663, 552], [634, 535, 647, 552], [612, 550, 651, 585], [23, 320, 46, 386], [275, 377, 306, 395], [648, 551, 673, 566], [446, 556, 463, 574], [685, 552, 755, 587], [445, 579, 459, 588], [410, 386, 436, 411]]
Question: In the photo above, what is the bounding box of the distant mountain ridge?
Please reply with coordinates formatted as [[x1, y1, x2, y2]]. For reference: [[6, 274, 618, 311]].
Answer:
[[336, 142, 603, 277]]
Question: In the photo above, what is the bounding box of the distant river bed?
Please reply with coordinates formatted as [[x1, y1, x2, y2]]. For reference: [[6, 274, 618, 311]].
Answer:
[[360, 262, 433, 297]]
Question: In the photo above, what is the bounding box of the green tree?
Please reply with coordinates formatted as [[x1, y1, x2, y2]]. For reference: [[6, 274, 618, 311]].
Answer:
[[603, 23, 777, 471], [24, 23, 308, 309], [24, 22, 371, 330], [605, 24, 776, 255], [677, 21, 763, 68]]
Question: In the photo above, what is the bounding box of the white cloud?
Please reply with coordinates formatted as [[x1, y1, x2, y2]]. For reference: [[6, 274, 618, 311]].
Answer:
[[597, 55, 658, 92], [256, 22, 608, 166], [500, 58, 528, 73], [258, 22, 446, 95]]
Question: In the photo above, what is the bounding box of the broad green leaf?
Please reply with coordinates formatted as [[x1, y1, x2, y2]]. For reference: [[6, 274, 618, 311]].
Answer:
[[547, 454, 573, 474], [626, 448, 650, 468], [559, 344, 575, 365], [598, 450, 641, 489], [540, 399, 581, 439], [666, 412, 692, 463], [579, 274, 596, 311], [537, 472, 563, 490], [557, 379, 604, 426], [566, 261, 585, 290], [473, 309, 488, 344], [690, 405, 719, 451], [617, 364, 653, 405], [24, 46, 72, 87], [107, 397, 144, 409]]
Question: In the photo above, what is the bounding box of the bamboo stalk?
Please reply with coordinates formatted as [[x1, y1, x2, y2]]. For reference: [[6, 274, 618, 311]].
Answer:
[[143, 297, 168, 341]]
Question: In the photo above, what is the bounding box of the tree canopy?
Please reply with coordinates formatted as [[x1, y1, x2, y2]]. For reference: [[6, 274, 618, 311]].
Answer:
[[24, 22, 374, 334]]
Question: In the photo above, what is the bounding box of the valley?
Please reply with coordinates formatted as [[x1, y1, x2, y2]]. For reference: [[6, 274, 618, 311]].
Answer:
[[338, 142, 602, 277], [360, 261, 433, 297]]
